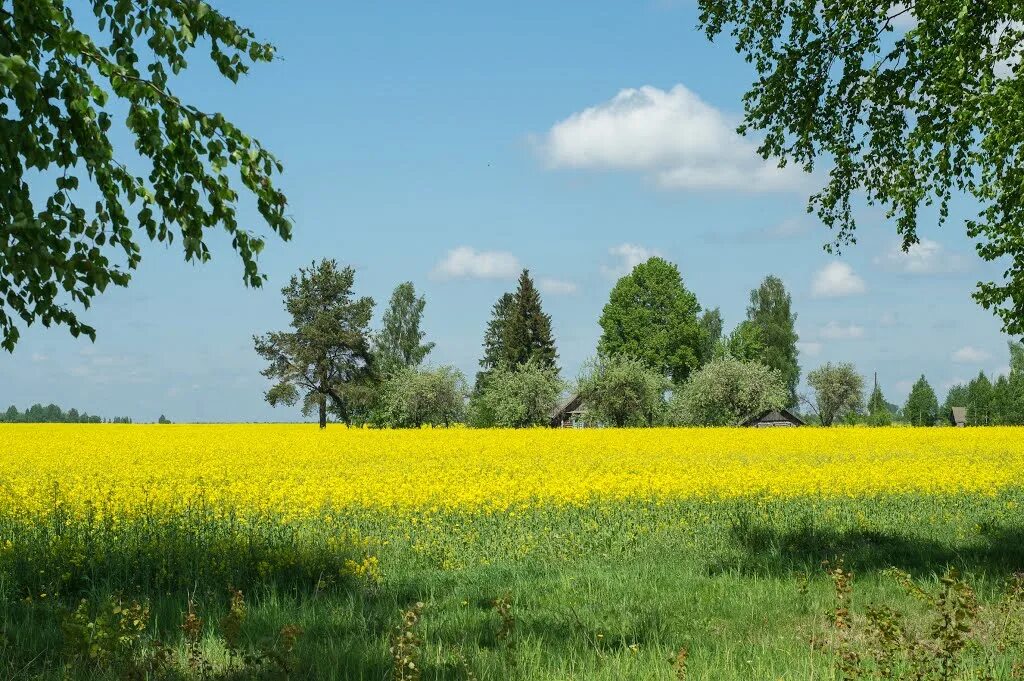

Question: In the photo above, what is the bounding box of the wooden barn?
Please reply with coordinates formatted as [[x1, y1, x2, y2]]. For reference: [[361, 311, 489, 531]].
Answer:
[[949, 406, 967, 427], [550, 393, 587, 428], [739, 408, 805, 428]]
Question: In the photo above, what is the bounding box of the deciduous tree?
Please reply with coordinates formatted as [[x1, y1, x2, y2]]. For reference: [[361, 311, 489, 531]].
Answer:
[[576, 354, 669, 427], [668, 355, 788, 426], [697, 1, 1024, 334], [806, 363, 865, 427], [469, 360, 562, 428], [746, 276, 800, 407], [598, 257, 706, 383], [375, 366, 467, 428], [904, 375, 940, 427], [375, 282, 434, 377], [1, 1, 290, 351], [253, 260, 374, 428]]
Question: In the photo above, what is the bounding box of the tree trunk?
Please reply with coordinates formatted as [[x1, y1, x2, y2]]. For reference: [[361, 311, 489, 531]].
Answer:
[[319, 396, 327, 429]]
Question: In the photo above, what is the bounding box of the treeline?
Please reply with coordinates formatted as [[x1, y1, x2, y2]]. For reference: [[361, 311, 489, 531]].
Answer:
[[254, 257, 803, 428], [0, 404, 133, 424]]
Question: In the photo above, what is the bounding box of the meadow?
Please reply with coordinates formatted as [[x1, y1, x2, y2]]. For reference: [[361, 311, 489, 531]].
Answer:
[[2, 425, 1024, 679]]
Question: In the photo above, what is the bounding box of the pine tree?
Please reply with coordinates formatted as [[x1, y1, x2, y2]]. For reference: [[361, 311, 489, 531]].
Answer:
[[746, 275, 800, 408], [966, 371, 994, 425], [501, 270, 558, 371], [867, 374, 892, 425]]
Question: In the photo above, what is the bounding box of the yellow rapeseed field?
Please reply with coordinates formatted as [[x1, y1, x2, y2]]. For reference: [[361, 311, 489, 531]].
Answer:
[[3, 425, 1024, 520]]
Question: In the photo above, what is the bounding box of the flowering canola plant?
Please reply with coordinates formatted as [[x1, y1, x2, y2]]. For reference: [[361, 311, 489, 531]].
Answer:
[[2, 425, 1023, 521]]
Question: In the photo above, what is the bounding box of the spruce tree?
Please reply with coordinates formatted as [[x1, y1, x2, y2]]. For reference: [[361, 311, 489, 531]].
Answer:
[[746, 275, 800, 408], [501, 270, 558, 372], [476, 293, 515, 391]]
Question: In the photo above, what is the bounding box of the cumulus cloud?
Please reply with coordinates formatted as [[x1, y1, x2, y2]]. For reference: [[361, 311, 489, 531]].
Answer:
[[874, 239, 969, 275], [539, 85, 808, 193], [797, 340, 823, 357], [820, 321, 865, 341], [952, 346, 991, 363], [432, 247, 520, 280], [602, 243, 662, 279], [812, 261, 866, 298], [539, 278, 579, 296]]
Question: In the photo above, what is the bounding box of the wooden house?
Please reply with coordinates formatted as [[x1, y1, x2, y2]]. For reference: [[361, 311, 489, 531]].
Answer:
[[550, 393, 587, 428], [739, 408, 805, 428]]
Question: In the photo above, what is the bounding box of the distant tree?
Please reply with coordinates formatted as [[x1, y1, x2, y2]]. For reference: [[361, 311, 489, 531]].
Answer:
[[0, 2, 291, 352], [598, 257, 707, 383], [469, 360, 563, 428], [43, 404, 63, 423], [88, 415, 101, 424], [254, 260, 375, 428], [867, 377, 893, 426], [375, 366, 467, 428], [904, 376, 940, 427], [476, 292, 515, 391], [746, 276, 800, 407], [1, 405, 17, 423], [806, 363, 865, 427], [717, 320, 765, 362], [502, 270, 559, 371], [157, 414, 171, 424], [576, 354, 669, 427], [992, 375, 1014, 425], [698, 307, 723, 365], [66, 408, 80, 423], [375, 282, 435, 377], [966, 371, 994, 426], [943, 383, 968, 414], [668, 356, 788, 427]]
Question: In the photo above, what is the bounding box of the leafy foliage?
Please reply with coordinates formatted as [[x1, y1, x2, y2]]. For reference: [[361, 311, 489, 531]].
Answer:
[[0, 0, 291, 351], [469, 359, 563, 428], [698, 307, 723, 365], [746, 276, 800, 407], [374, 366, 467, 428], [375, 282, 435, 377], [576, 354, 669, 427], [904, 375, 940, 427], [717, 319, 765, 363], [598, 257, 707, 383], [668, 355, 787, 426], [806, 363, 865, 427], [0, 403, 124, 423], [253, 260, 374, 428], [696, 0, 1024, 334]]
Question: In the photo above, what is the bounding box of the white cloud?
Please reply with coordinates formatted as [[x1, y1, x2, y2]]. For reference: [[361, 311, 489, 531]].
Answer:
[[797, 340, 823, 357], [812, 261, 866, 298], [820, 321, 865, 341], [432, 247, 520, 280], [539, 85, 808, 193], [539, 278, 579, 295], [952, 346, 991, 363], [874, 239, 969, 275], [602, 243, 662, 279]]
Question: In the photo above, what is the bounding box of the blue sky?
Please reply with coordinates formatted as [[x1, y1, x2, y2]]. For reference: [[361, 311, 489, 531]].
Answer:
[[0, 1, 1015, 422]]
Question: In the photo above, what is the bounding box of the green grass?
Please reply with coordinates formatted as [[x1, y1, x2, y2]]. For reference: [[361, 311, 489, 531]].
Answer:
[[2, 493, 1024, 679]]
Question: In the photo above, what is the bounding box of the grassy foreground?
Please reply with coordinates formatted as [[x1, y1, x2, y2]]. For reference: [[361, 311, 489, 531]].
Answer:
[[2, 426, 1024, 679]]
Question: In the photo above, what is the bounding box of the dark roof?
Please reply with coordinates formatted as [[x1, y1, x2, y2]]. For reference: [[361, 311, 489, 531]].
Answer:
[[739, 408, 806, 427], [549, 393, 585, 425]]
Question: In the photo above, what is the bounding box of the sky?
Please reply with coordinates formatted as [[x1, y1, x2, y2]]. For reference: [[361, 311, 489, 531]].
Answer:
[[0, 1, 1016, 422]]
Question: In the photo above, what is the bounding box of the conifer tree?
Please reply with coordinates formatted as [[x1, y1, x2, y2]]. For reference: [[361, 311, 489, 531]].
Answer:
[[904, 375, 939, 427], [476, 293, 515, 391], [502, 270, 558, 372]]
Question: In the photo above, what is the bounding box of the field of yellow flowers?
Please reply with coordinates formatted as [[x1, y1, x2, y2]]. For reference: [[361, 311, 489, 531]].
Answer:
[[3, 424, 1024, 680], [4, 424, 1024, 518]]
